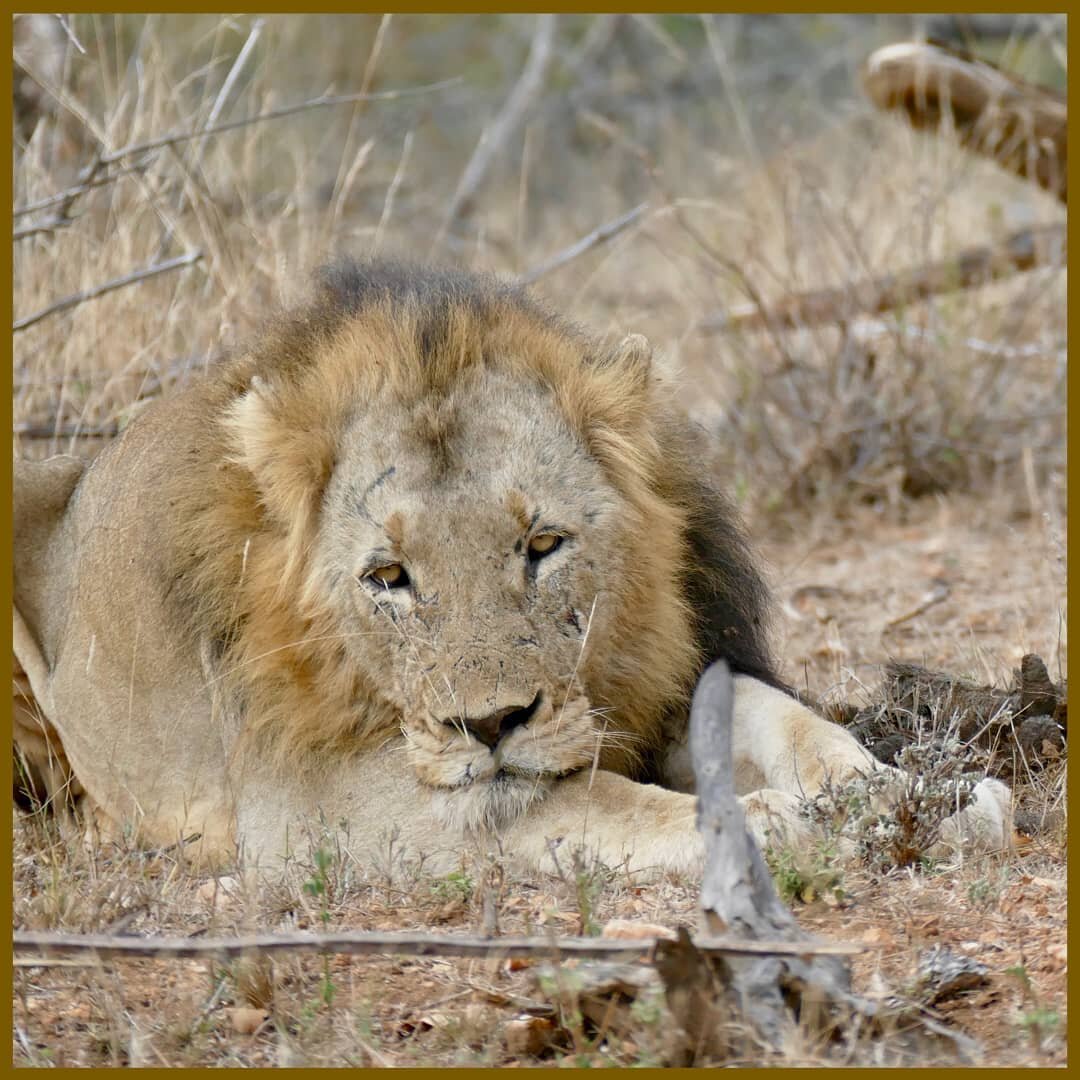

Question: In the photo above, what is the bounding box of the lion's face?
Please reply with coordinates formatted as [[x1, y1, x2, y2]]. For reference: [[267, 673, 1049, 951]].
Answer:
[[311, 369, 633, 826]]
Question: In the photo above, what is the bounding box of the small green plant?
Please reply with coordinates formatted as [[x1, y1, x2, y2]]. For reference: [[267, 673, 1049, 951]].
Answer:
[[303, 846, 336, 1007], [763, 839, 846, 905], [1018, 1007, 1060, 1044], [966, 871, 1008, 911], [431, 869, 474, 904]]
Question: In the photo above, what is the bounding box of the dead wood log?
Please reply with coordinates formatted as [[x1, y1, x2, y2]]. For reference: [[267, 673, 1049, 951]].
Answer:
[[861, 40, 1066, 203], [655, 661, 861, 1061], [657, 661, 983, 1064], [697, 222, 1064, 336]]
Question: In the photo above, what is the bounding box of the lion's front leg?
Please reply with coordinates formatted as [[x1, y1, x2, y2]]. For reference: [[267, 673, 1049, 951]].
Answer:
[[729, 676, 879, 795], [233, 749, 703, 882], [500, 770, 703, 879], [663, 674, 1012, 859], [731, 676, 1013, 858]]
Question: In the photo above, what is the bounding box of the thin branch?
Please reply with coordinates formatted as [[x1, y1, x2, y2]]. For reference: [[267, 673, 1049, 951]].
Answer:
[[14, 421, 119, 440], [848, 316, 1067, 364], [520, 202, 650, 284], [13, 250, 203, 333], [374, 129, 415, 253], [884, 578, 951, 629], [434, 14, 557, 249], [92, 78, 462, 169], [14, 168, 150, 218], [12, 928, 861, 963], [697, 223, 1065, 336], [14, 71, 454, 252], [206, 18, 265, 135], [54, 14, 86, 55], [14, 77, 462, 226]]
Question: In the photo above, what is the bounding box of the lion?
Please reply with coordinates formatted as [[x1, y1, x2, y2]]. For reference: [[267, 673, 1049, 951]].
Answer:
[[12, 257, 1011, 878]]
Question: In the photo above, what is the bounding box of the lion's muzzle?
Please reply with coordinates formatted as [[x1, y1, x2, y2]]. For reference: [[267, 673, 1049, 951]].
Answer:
[[436, 690, 542, 750]]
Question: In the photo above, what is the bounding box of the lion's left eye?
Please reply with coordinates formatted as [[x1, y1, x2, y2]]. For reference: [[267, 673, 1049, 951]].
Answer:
[[364, 563, 410, 590], [527, 533, 563, 561]]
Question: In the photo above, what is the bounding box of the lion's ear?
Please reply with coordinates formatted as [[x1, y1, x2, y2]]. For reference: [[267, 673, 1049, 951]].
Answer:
[[225, 375, 335, 534], [226, 375, 277, 490], [612, 333, 653, 388]]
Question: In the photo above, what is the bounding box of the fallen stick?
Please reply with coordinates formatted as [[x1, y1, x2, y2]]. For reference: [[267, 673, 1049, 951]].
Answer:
[[13, 250, 203, 333], [861, 40, 1067, 203], [12, 928, 860, 963], [697, 223, 1064, 336]]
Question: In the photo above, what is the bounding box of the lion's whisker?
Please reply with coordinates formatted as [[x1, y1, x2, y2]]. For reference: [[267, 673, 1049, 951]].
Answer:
[[554, 594, 598, 739]]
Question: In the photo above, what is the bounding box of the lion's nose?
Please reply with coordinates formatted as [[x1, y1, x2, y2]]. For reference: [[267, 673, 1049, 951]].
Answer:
[[449, 693, 542, 750]]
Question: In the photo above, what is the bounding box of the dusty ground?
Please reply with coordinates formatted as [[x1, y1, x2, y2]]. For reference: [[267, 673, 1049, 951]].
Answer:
[[13, 494, 1067, 1068], [11, 13, 1066, 1068]]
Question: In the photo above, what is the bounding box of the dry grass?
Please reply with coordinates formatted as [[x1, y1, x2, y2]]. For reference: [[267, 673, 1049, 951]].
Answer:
[[12, 12, 1066, 1067]]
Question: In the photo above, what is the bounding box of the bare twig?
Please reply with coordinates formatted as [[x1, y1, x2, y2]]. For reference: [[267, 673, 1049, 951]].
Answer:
[[374, 130, 415, 253], [884, 578, 951, 629], [848, 316, 1067, 364], [520, 202, 650, 284], [12, 928, 861, 963], [153, 17, 265, 258], [13, 250, 203, 333], [54, 13, 86, 55], [697, 223, 1065, 335], [13, 74, 454, 251], [14, 166, 151, 219], [14, 421, 119, 440], [12, 160, 158, 239], [97, 79, 461, 167], [434, 14, 557, 249], [862, 40, 1067, 203]]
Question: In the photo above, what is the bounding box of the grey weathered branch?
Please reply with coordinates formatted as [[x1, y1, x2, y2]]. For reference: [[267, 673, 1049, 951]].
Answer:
[[862, 40, 1067, 203], [655, 661, 860, 1059], [657, 661, 981, 1064], [698, 223, 1065, 336], [12, 927, 858, 964], [435, 14, 557, 248]]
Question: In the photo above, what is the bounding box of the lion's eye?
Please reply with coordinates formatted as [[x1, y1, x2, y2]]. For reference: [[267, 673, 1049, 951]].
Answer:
[[527, 533, 563, 561], [366, 563, 410, 590]]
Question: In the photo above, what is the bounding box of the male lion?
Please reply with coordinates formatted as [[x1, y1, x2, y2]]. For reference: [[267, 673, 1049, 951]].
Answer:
[[13, 259, 1010, 876]]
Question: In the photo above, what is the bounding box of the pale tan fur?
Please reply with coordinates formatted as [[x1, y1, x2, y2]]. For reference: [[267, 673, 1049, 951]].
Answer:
[[12, 264, 1011, 877]]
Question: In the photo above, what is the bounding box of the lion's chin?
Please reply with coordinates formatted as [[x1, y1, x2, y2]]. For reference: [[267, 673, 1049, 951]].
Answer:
[[428, 770, 556, 834]]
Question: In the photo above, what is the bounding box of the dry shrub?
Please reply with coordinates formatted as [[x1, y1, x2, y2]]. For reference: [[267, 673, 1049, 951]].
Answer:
[[13, 13, 1065, 525]]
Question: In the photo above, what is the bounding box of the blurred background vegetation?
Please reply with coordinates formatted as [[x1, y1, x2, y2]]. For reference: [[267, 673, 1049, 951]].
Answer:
[[12, 12, 1067, 525]]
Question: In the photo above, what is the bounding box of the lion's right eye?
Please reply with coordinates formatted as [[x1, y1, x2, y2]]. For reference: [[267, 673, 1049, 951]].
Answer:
[[364, 563, 410, 590]]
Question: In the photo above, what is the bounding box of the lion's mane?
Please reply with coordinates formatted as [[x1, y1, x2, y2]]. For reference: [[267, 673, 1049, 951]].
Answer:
[[165, 258, 780, 778]]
